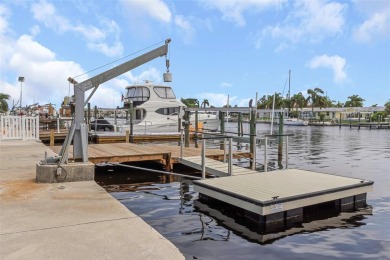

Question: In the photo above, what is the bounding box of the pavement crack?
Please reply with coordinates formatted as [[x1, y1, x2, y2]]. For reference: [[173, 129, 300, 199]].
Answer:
[[0, 216, 136, 236]]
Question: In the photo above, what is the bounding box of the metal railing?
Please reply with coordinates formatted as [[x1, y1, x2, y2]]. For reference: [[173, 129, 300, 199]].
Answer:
[[180, 129, 238, 179]]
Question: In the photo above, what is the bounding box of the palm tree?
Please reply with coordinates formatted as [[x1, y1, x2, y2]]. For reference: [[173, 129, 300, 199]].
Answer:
[[0, 93, 11, 113], [201, 99, 209, 108], [291, 92, 306, 111], [306, 87, 325, 114], [344, 95, 365, 107], [181, 98, 199, 108], [384, 100, 390, 115]]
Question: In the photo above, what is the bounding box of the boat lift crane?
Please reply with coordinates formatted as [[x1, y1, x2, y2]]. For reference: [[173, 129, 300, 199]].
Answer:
[[56, 39, 172, 164]]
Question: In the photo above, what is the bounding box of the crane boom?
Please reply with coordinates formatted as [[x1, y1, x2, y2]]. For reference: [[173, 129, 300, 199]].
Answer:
[[70, 43, 169, 92], [62, 39, 171, 163]]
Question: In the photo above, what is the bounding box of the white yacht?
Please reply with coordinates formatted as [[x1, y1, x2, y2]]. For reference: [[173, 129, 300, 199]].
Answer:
[[119, 81, 220, 133]]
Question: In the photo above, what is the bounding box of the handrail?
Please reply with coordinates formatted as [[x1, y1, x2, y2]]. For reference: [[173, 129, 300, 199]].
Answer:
[[181, 129, 235, 178]]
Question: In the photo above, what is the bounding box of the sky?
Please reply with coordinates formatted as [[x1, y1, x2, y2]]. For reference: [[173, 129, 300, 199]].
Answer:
[[1, 0, 389, 110]]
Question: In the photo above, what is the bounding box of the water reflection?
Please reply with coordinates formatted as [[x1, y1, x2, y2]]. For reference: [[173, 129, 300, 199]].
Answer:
[[95, 124, 390, 259], [96, 167, 373, 246]]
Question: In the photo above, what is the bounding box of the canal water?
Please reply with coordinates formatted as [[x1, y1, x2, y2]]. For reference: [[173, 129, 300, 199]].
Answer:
[[95, 124, 390, 259]]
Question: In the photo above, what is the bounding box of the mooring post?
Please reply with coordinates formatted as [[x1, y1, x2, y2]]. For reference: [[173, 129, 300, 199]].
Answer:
[[249, 108, 256, 169], [252, 132, 256, 171], [201, 134, 206, 179], [358, 112, 361, 130], [178, 107, 182, 132], [228, 137, 233, 176], [195, 111, 199, 148], [129, 101, 134, 142], [220, 111, 225, 150], [285, 136, 289, 169], [278, 113, 283, 165], [264, 136, 268, 172], [220, 111, 225, 134], [180, 128, 184, 159], [238, 112, 242, 136], [339, 113, 342, 128], [184, 111, 190, 147]]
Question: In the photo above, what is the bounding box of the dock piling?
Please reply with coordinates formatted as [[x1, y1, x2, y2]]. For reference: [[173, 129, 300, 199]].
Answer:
[[201, 134, 206, 179], [278, 113, 283, 165]]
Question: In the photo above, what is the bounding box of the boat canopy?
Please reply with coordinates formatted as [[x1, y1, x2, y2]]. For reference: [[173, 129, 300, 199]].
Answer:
[[126, 86, 150, 102], [153, 86, 176, 99]]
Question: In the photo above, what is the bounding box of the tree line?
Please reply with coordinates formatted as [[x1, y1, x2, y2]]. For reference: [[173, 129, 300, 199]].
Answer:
[[180, 88, 389, 114]]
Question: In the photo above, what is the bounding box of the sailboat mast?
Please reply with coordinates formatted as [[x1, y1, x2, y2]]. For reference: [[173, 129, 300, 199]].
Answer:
[[288, 69, 291, 114]]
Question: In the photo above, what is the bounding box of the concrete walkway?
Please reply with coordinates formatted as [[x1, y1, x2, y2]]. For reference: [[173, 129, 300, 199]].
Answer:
[[0, 140, 184, 259]]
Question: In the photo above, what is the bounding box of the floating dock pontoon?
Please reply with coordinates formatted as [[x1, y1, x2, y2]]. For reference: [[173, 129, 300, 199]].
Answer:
[[193, 169, 373, 226]]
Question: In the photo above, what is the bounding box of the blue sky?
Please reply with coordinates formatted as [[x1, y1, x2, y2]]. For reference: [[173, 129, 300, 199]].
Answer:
[[1, 0, 389, 109]]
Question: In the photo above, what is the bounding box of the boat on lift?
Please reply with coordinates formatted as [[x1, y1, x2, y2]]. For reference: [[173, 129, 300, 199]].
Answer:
[[119, 81, 220, 133]]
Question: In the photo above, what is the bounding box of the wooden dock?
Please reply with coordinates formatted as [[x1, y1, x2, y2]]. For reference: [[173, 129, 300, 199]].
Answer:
[[193, 169, 373, 226], [49, 143, 248, 171]]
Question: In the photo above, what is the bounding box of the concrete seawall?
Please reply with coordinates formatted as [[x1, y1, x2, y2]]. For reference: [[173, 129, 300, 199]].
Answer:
[[0, 140, 184, 259]]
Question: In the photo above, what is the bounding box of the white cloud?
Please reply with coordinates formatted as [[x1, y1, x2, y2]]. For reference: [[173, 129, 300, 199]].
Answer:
[[201, 0, 285, 27], [196, 93, 236, 107], [124, 67, 163, 84], [0, 5, 14, 69], [237, 98, 252, 107], [119, 0, 172, 23], [0, 4, 10, 35], [261, 0, 347, 48], [30, 25, 40, 36], [1, 34, 85, 108], [30, 0, 123, 57], [353, 11, 390, 43], [175, 15, 195, 44], [308, 54, 347, 83], [220, 82, 232, 88]]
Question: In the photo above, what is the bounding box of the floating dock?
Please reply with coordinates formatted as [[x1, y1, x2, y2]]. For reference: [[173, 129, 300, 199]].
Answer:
[[193, 168, 373, 227]]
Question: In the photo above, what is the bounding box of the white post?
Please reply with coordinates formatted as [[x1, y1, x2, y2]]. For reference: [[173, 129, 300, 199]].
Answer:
[[57, 117, 60, 133]]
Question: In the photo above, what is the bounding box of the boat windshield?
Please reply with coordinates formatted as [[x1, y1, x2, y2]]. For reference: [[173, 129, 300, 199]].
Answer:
[[126, 87, 150, 102], [153, 87, 176, 99]]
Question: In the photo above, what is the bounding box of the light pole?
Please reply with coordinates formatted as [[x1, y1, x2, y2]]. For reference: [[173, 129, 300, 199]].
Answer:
[[18, 76, 24, 109]]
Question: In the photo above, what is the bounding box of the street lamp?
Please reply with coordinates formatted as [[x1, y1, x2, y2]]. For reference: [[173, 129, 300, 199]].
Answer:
[[18, 76, 24, 109]]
